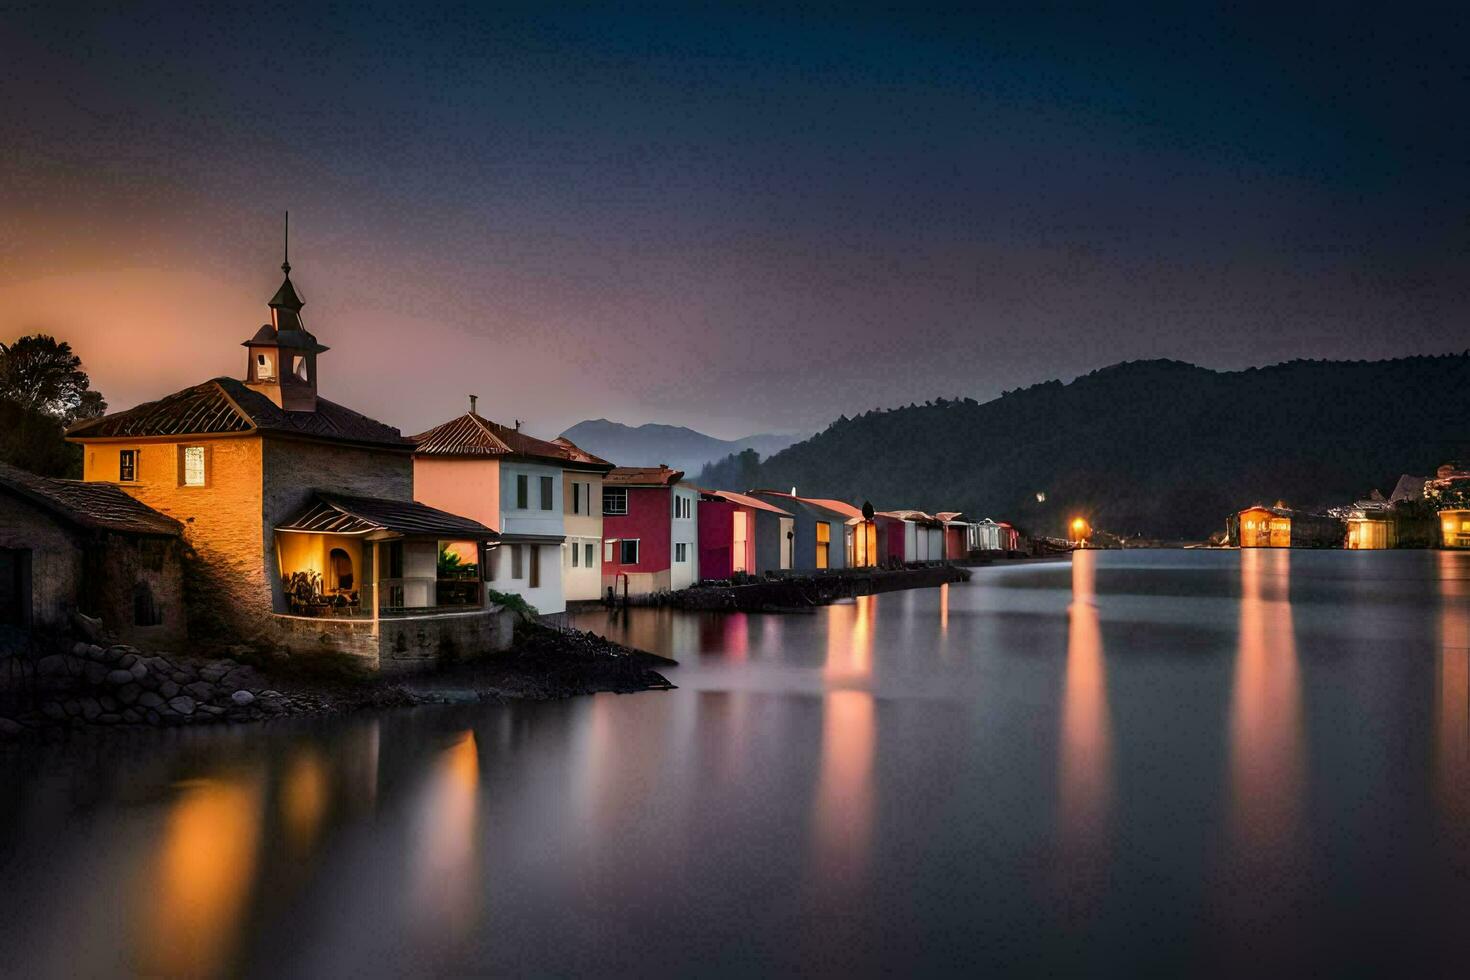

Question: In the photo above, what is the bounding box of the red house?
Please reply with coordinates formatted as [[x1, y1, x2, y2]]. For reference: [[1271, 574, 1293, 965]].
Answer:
[[936, 511, 968, 559], [697, 489, 794, 579], [601, 466, 701, 597]]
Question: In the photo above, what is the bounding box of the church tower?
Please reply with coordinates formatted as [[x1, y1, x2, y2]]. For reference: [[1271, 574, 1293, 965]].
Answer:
[[242, 214, 328, 412]]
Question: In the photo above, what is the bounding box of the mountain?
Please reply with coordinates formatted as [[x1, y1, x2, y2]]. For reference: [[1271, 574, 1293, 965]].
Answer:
[[558, 419, 804, 476], [696, 355, 1470, 540]]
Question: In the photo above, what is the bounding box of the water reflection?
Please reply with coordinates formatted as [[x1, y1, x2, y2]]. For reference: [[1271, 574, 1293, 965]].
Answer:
[[282, 749, 328, 855], [824, 595, 874, 684], [408, 731, 482, 942], [1228, 549, 1304, 867], [1059, 551, 1111, 857], [811, 689, 876, 886], [1437, 553, 1470, 833], [138, 773, 264, 977]]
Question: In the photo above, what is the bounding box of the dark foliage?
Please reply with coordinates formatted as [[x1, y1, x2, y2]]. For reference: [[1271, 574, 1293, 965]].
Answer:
[[0, 335, 106, 477], [711, 356, 1470, 540]]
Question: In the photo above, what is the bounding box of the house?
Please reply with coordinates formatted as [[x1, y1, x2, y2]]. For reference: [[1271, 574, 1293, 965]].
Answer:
[[747, 491, 855, 571], [411, 402, 612, 622], [602, 467, 700, 596], [1340, 492, 1397, 550], [935, 511, 968, 560], [1231, 506, 1343, 549], [967, 518, 1014, 554], [877, 510, 946, 562], [66, 252, 509, 671], [697, 489, 794, 579], [1443, 511, 1470, 548], [0, 461, 186, 646], [553, 436, 615, 604]]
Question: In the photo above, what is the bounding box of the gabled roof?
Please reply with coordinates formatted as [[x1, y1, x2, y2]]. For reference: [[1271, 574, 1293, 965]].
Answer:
[[605, 466, 685, 487], [67, 378, 407, 449], [878, 509, 944, 525], [935, 511, 965, 523], [412, 413, 608, 469], [276, 491, 498, 539], [698, 488, 793, 516], [748, 490, 860, 520], [0, 462, 181, 537], [1390, 474, 1428, 502], [551, 436, 613, 469]]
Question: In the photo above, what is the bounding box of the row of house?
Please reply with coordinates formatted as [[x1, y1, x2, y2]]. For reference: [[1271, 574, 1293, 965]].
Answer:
[[0, 251, 1024, 667], [1229, 464, 1470, 550]]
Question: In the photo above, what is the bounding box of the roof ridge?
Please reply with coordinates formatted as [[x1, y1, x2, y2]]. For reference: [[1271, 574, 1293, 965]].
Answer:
[[209, 378, 260, 433], [467, 412, 515, 453]]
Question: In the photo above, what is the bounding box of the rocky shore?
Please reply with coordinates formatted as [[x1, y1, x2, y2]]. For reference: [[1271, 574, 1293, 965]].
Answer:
[[0, 624, 675, 740], [663, 563, 974, 612]]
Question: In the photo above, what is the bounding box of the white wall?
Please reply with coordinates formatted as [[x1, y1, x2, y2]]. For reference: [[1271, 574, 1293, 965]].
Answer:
[[484, 540, 564, 616], [562, 533, 602, 602], [670, 483, 699, 590], [500, 462, 565, 538]]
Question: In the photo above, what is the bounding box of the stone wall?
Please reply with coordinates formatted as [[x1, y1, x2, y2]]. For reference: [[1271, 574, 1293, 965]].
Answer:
[[0, 493, 81, 628], [95, 532, 187, 649], [272, 605, 515, 673]]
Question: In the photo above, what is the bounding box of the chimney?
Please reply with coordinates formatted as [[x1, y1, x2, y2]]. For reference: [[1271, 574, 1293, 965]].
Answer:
[[469, 394, 478, 415], [515, 419, 522, 431]]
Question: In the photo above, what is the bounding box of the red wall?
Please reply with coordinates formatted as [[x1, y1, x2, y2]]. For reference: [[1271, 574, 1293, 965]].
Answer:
[[697, 499, 758, 579], [944, 526, 966, 559], [876, 516, 907, 562], [602, 486, 672, 574]]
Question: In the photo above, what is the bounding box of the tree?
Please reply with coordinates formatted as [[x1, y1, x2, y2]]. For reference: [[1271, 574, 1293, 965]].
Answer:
[[0, 334, 107, 477]]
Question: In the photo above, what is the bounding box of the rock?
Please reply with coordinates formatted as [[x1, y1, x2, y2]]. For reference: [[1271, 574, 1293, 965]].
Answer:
[[159, 679, 179, 698], [0, 717, 23, 736], [138, 691, 165, 709], [80, 698, 101, 721], [62, 699, 81, 717], [170, 670, 193, 685], [106, 669, 135, 686], [116, 683, 142, 705], [219, 667, 255, 691], [88, 644, 110, 662], [71, 611, 104, 641], [199, 665, 229, 682], [98, 713, 121, 724], [197, 704, 226, 716], [41, 702, 65, 721], [167, 696, 196, 716], [36, 655, 70, 677], [137, 672, 160, 691], [128, 661, 148, 680], [145, 709, 161, 724], [230, 690, 255, 707], [99, 694, 119, 712], [72, 641, 92, 658], [121, 709, 141, 724], [185, 681, 215, 701], [143, 656, 173, 673], [84, 662, 109, 686], [118, 653, 139, 669]]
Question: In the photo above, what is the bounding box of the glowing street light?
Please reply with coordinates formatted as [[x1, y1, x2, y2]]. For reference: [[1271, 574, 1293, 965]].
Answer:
[[1069, 516, 1092, 545]]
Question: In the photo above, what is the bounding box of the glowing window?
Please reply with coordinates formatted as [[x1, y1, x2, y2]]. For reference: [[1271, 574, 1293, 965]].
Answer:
[[256, 352, 274, 380], [119, 449, 138, 483], [182, 446, 205, 487]]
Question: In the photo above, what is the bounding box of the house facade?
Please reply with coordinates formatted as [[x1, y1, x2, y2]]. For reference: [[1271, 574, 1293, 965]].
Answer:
[[697, 489, 794, 579], [1231, 506, 1344, 549], [748, 491, 853, 571], [413, 406, 611, 621], [553, 436, 614, 603], [67, 258, 509, 671], [601, 467, 699, 596], [0, 461, 186, 646], [877, 510, 946, 562]]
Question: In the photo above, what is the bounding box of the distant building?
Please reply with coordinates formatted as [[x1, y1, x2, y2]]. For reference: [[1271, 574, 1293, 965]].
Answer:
[[1231, 506, 1343, 549], [67, 252, 508, 671], [935, 512, 968, 560], [877, 510, 946, 562], [1442, 511, 1470, 549], [602, 467, 700, 596], [748, 491, 856, 571], [552, 437, 616, 604], [696, 489, 794, 579], [0, 461, 186, 646]]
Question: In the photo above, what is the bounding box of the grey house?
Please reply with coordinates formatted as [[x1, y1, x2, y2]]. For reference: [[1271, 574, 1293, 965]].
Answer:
[[748, 491, 860, 571]]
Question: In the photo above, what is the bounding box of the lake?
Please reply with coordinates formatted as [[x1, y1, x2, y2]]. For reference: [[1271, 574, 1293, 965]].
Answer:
[[3, 550, 1468, 976]]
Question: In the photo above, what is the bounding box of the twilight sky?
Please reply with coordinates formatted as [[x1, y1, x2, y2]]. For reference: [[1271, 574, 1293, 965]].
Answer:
[[2, 3, 1466, 440]]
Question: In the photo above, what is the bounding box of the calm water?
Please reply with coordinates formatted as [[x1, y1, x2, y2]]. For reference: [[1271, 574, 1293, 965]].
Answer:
[[3, 550, 1470, 977]]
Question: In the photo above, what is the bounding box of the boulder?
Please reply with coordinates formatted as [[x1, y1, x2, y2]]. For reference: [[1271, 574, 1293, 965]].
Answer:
[[230, 690, 256, 707], [62, 699, 81, 717], [84, 662, 109, 686], [184, 681, 215, 701], [79, 698, 101, 721], [99, 695, 119, 712], [106, 669, 135, 686], [138, 691, 165, 709], [41, 702, 65, 721], [128, 661, 148, 681], [199, 665, 229, 683], [117, 684, 142, 705], [98, 713, 122, 725], [71, 611, 104, 641], [121, 709, 142, 724], [0, 717, 24, 736], [197, 704, 226, 717], [167, 696, 196, 716], [143, 656, 173, 674], [118, 653, 139, 669], [36, 655, 70, 677], [219, 667, 255, 692], [88, 645, 111, 662], [159, 680, 180, 698], [71, 641, 92, 659]]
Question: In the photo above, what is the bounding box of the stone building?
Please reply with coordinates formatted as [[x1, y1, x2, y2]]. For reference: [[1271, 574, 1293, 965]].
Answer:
[[66, 253, 509, 671], [0, 461, 186, 647]]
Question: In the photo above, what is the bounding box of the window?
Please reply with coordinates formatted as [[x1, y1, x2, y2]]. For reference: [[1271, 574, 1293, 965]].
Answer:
[[181, 446, 206, 487], [619, 539, 639, 564], [815, 522, 830, 570], [517, 474, 529, 509], [119, 449, 138, 483], [386, 541, 404, 579], [571, 541, 580, 567], [511, 544, 523, 579], [529, 546, 540, 588], [293, 355, 309, 381], [585, 543, 595, 568], [675, 542, 688, 562], [256, 352, 274, 380], [674, 494, 692, 519], [329, 548, 354, 590], [133, 582, 162, 626], [540, 476, 554, 510], [572, 482, 582, 515], [603, 487, 628, 515], [485, 546, 497, 581], [604, 540, 614, 563]]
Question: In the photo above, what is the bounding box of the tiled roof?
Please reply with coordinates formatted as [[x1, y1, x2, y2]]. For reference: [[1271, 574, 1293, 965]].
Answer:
[[67, 378, 407, 448], [750, 490, 861, 520], [698, 488, 793, 516], [605, 466, 684, 487], [551, 436, 614, 469], [411, 413, 605, 467], [0, 462, 181, 537], [935, 511, 965, 523], [277, 491, 498, 539], [878, 509, 943, 525]]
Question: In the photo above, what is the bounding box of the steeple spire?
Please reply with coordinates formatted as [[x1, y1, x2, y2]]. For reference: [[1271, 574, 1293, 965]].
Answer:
[[282, 210, 291, 277]]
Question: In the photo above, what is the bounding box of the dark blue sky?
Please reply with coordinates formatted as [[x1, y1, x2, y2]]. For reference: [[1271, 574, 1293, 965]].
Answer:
[[2, 3, 1465, 438]]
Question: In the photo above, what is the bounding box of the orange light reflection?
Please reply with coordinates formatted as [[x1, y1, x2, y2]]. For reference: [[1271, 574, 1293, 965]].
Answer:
[[1059, 551, 1111, 851], [1437, 552, 1470, 832]]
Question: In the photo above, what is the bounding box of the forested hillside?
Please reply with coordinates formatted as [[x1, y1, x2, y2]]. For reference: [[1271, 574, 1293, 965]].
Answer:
[[697, 356, 1470, 539]]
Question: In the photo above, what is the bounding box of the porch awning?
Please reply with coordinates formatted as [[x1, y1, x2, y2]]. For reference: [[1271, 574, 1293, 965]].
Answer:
[[276, 491, 499, 541]]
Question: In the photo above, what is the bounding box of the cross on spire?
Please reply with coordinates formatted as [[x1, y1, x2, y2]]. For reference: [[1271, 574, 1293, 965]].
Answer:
[[282, 210, 291, 277]]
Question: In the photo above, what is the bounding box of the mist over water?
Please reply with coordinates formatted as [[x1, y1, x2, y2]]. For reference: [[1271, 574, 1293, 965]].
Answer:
[[3, 551, 1468, 976]]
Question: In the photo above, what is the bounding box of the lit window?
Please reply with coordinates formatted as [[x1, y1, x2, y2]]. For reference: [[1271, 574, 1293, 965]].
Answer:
[[182, 446, 205, 487], [603, 487, 628, 515], [256, 352, 274, 380], [293, 355, 309, 381], [119, 449, 138, 483]]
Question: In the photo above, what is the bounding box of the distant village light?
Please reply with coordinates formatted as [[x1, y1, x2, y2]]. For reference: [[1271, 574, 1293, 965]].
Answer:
[[1036, 492, 1046, 503]]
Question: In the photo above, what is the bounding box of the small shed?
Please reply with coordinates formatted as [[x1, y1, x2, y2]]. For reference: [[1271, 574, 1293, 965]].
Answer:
[[0, 461, 186, 645]]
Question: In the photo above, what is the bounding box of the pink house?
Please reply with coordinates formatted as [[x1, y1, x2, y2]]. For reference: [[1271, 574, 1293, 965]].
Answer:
[[602, 467, 700, 597], [697, 489, 793, 579]]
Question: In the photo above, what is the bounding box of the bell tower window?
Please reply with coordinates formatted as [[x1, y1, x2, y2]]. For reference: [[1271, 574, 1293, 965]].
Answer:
[[293, 355, 309, 381], [256, 352, 274, 380]]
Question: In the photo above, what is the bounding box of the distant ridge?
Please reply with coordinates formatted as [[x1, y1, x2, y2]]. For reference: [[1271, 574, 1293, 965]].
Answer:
[[696, 355, 1470, 539], [558, 419, 805, 476]]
